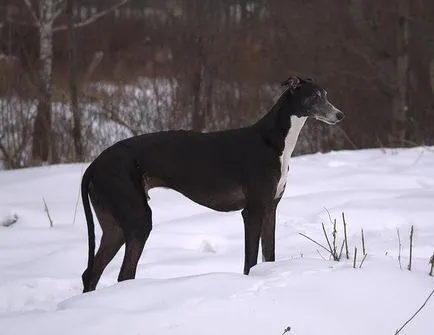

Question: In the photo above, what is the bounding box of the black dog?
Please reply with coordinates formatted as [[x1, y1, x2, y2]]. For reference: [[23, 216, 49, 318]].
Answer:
[[81, 76, 344, 292]]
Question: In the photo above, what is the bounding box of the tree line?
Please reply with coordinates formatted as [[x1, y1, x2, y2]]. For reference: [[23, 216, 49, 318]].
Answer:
[[0, 0, 433, 169]]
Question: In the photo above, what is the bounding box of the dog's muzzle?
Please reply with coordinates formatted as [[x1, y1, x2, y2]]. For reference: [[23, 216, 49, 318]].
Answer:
[[313, 101, 345, 125]]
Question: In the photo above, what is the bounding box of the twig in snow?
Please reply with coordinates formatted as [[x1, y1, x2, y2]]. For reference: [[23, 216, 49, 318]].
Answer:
[[282, 326, 291, 335], [43, 197, 54, 228], [361, 228, 366, 256], [359, 253, 368, 268], [324, 207, 334, 226], [299, 233, 331, 254], [324, 208, 343, 261], [342, 212, 349, 259], [316, 249, 327, 261], [301, 210, 350, 262], [321, 223, 337, 260], [394, 289, 434, 335], [407, 225, 414, 271], [72, 186, 80, 225], [332, 218, 338, 260], [338, 239, 345, 260], [429, 253, 433, 277], [397, 228, 402, 269], [353, 247, 357, 269]]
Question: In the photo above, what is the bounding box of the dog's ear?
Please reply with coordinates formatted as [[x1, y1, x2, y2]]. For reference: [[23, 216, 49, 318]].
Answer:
[[281, 76, 301, 90]]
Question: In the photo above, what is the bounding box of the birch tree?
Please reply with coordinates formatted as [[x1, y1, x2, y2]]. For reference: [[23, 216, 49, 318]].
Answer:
[[22, 0, 131, 165], [66, 0, 81, 161]]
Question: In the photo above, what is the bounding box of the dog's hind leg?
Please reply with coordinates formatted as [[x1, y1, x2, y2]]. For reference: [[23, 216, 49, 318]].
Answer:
[[117, 203, 152, 282], [83, 207, 125, 292], [88, 165, 152, 286]]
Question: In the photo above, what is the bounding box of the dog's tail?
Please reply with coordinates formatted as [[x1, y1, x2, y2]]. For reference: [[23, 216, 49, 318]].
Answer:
[[81, 166, 95, 276]]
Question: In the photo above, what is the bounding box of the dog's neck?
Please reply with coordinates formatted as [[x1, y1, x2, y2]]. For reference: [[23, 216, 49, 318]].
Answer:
[[274, 115, 306, 197], [283, 115, 307, 158], [255, 89, 307, 157]]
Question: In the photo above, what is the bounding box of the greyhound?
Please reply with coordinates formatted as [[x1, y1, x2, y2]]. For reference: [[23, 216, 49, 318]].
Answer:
[[80, 76, 344, 292]]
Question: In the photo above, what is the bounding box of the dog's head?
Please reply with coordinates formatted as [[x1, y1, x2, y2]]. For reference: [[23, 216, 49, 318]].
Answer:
[[281, 76, 345, 124]]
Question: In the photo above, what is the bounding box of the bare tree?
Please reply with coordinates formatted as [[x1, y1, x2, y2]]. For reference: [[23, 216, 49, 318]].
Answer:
[[25, 0, 58, 165], [21, 0, 131, 165], [66, 0, 82, 161]]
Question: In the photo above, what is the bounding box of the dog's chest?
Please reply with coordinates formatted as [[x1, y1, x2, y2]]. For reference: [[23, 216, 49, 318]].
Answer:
[[275, 116, 307, 198]]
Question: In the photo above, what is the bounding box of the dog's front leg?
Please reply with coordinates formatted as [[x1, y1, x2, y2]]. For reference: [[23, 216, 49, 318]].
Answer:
[[241, 205, 267, 275], [260, 198, 280, 262]]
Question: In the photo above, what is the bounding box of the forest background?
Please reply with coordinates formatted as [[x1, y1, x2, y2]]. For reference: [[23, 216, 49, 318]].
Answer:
[[0, 0, 433, 169]]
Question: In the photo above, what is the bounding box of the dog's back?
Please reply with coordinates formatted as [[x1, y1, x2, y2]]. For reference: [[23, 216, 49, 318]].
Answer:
[[114, 128, 273, 211]]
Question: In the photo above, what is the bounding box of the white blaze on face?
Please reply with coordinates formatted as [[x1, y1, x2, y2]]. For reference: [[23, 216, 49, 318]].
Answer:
[[275, 115, 307, 199]]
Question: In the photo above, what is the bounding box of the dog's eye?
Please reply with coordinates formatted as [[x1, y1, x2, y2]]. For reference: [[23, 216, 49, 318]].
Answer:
[[304, 94, 321, 106], [311, 94, 321, 103]]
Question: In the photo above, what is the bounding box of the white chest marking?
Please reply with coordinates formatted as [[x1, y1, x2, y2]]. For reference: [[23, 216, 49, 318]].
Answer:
[[275, 115, 307, 198]]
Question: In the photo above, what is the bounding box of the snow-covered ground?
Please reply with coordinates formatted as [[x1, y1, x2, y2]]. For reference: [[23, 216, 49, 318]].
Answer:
[[0, 147, 433, 335]]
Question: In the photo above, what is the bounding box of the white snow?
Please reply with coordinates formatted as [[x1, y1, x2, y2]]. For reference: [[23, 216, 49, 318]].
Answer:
[[0, 147, 433, 335]]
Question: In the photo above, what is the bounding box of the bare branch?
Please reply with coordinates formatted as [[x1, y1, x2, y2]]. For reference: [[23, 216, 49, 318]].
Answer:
[[342, 42, 393, 93], [332, 218, 337, 258], [95, 111, 138, 137], [338, 239, 345, 260], [43, 197, 54, 228], [53, 0, 67, 20], [299, 233, 331, 254], [353, 247, 357, 269], [324, 207, 334, 225], [359, 253, 368, 268], [0, 19, 37, 27], [321, 222, 335, 260], [408, 225, 414, 271], [316, 249, 327, 261], [395, 289, 434, 335], [53, 0, 131, 32], [397, 228, 403, 270], [23, 0, 40, 25], [342, 212, 349, 259]]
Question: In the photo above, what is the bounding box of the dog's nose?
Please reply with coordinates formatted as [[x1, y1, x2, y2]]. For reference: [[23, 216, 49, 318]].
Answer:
[[336, 111, 345, 121]]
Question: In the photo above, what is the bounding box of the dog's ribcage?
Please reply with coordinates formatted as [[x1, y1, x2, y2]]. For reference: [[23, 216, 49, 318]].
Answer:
[[275, 116, 307, 198]]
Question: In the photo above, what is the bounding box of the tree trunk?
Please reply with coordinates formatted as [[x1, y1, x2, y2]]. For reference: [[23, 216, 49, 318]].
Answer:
[[191, 67, 205, 132], [390, 0, 410, 146], [191, 35, 206, 132], [32, 2, 54, 165], [430, 59, 434, 95], [67, 0, 83, 162]]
